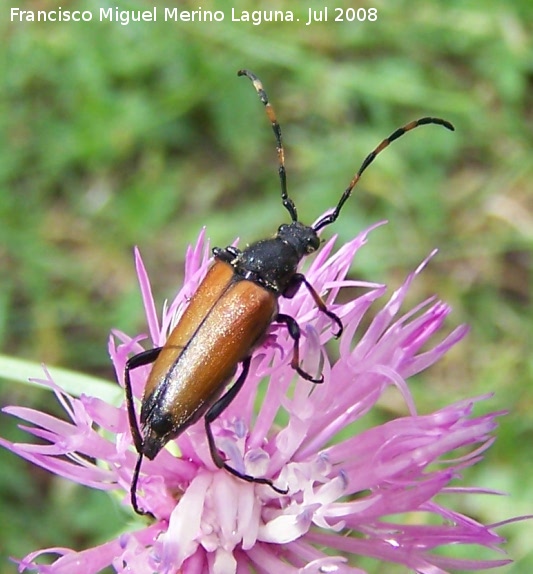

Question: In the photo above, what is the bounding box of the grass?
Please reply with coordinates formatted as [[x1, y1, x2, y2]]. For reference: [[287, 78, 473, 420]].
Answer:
[[1, 0, 532, 571]]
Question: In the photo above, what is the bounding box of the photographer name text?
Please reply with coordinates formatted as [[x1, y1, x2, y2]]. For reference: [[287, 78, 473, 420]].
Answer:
[[10, 6, 378, 26]]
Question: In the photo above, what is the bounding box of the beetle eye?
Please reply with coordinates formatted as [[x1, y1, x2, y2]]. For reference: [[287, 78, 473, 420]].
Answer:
[[307, 235, 320, 253]]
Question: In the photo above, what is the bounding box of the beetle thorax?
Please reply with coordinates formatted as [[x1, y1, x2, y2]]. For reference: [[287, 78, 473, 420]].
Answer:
[[235, 222, 319, 293]]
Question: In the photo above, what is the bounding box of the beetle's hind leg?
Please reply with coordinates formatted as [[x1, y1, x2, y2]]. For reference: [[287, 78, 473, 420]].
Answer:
[[125, 348, 162, 451], [125, 347, 162, 516], [204, 356, 288, 494]]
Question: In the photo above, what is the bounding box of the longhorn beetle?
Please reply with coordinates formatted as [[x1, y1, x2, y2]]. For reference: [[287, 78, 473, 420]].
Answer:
[[125, 69, 454, 515]]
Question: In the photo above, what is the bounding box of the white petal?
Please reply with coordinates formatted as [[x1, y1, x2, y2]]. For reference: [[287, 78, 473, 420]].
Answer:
[[258, 510, 312, 544], [213, 547, 237, 574]]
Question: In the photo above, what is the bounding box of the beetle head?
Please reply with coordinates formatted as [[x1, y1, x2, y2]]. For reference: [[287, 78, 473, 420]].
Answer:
[[276, 222, 320, 259]]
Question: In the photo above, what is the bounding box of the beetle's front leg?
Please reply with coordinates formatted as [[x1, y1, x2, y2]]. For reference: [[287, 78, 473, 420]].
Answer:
[[213, 245, 241, 263], [283, 273, 343, 338]]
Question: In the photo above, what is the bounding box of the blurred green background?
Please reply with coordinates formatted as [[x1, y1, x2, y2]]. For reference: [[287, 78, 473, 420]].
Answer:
[[1, 0, 532, 572]]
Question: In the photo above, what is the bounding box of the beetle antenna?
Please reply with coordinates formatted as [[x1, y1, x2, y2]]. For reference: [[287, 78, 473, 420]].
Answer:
[[238, 69, 298, 222], [313, 117, 455, 231]]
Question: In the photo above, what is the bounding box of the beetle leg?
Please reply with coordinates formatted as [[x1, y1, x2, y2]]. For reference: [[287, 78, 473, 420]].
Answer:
[[204, 357, 288, 494], [130, 453, 154, 517], [284, 273, 343, 338], [125, 347, 162, 516], [125, 347, 163, 451], [276, 313, 324, 383], [213, 245, 241, 263]]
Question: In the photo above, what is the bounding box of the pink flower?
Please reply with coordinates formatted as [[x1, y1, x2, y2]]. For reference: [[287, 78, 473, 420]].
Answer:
[[1, 223, 514, 573]]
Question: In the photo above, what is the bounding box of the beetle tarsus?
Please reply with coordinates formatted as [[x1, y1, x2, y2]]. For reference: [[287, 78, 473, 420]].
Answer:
[[130, 453, 155, 518]]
